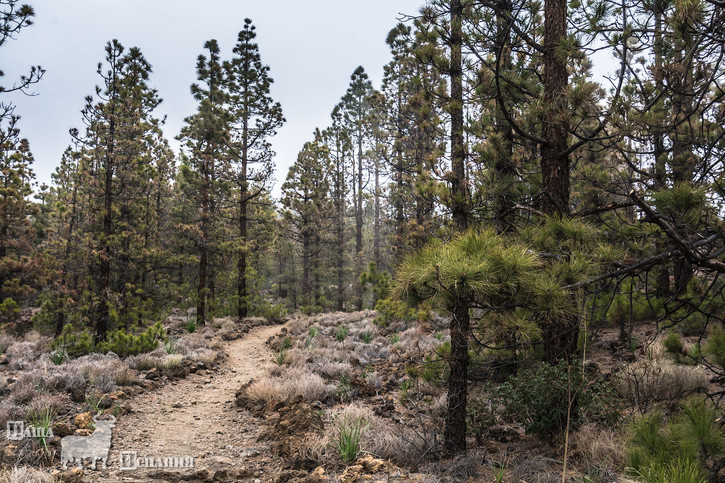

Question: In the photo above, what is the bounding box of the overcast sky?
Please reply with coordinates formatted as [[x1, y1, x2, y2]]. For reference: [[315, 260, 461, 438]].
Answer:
[[3, 0, 424, 197]]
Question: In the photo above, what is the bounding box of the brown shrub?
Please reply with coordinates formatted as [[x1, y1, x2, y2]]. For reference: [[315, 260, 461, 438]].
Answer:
[[614, 359, 706, 413]]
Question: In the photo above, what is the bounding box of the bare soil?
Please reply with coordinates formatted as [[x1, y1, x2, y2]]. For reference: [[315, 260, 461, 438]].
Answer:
[[90, 323, 287, 482]]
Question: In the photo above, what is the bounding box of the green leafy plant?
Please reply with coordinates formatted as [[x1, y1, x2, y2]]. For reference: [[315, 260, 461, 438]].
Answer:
[[86, 393, 108, 415], [627, 396, 723, 481], [330, 414, 368, 463], [163, 337, 179, 354], [184, 316, 198, 333], [47, 348, 69, 365], [27, 406, 55, 452], [336, 374, 351, 401], [360, 330, 373, 343], [335, 325, 349, 342], [274, 349, 287, 365], [498, 359, 619, 437]]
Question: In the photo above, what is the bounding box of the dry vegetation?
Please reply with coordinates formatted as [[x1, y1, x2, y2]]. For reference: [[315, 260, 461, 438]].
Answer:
[[233, 310, 725, 482], [0, 309, 260, 477]]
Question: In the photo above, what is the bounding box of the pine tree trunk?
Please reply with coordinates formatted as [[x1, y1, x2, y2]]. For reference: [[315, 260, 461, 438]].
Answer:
[[541, 0, 570, 217], [653, 3, 670, 296], [444, 0, 469, 456], [96, 113, 114, 343], [493, 0, 515, 233], [355, 135, 364, 310], [197, 160, 210, 325], [540, 0, 578, 363], [337, 158, 345, 311], [238, 127, 249, 319], [302, 234, 311, 307], [374, 157, 381, 271], [445, 300, 470, 454]]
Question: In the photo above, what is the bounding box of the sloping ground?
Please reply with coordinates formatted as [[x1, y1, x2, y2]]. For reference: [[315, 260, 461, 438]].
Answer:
[[88, 323, 287, 482]]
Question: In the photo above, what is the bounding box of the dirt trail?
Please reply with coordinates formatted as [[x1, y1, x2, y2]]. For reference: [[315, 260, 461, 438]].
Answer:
[[91, 323, 286, 482]]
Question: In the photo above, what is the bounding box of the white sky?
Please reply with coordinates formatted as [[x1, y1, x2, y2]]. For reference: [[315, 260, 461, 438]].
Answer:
[[2, 0, 424, 197]]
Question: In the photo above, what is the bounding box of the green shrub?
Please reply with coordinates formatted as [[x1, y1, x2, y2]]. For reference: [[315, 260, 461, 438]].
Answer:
[[663, 332, 685, 362], [705, 327, 725, 370], [335, 325, 349, 342], [627, 396, 723, 481], [163, 337, 179, 354], [184, 317, 198, 333], [374, 297, 429, 327], [0, 297, 20, 324], [100, 322, 165, 357], [54, 322, 165, 357], [274, 349, 287, 365], [420, 342, 449, 385], [498, 359, 619, 437], [360, 330, 373, 344]]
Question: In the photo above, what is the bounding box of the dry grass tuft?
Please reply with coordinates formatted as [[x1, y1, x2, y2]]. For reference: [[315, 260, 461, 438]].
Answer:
[[0, 466, 54, 483], [298, 403, 422, 467], [245, 367, 334, 403], [569, 423, 625, 471]]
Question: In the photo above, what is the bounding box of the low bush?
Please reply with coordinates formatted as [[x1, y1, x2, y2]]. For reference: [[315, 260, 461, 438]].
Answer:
[[627, 396, 723, 481], [615, 359, 705, 414], [498, 358, 620, 437], [54, 322, 165, 357]]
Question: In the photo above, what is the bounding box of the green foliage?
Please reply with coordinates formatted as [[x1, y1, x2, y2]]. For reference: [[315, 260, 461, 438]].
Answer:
[[184, 316, 198, 333], [360, 262, 392, 302], [335, 324, 349, 341], [274, 349, 287, 365], [336, 374, 351, 401], [305, 326, 318, 349], [330, 414, 368, 463], [627, 396, 724, 481], [86, 393, 108, 415], [27, 405, 55, 451], [374, 297, 430, 327], [663, 332, 685, 362], [498, 359, 619, 437], [251, 299, 288, 322], [360, 330, 373, 343], [47, 348, 69, 365], [54, 321, 165, 358], [606, 283, 664, 328], [163, 337, 179, 354], [420, 342, 450, 385], [705, 326, 725, 371], [0, 297, 19, 324]]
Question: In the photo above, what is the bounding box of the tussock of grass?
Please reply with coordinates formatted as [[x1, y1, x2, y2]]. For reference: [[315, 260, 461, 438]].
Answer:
[[0, 466, 54, 483], [246, 367, 334, 403]]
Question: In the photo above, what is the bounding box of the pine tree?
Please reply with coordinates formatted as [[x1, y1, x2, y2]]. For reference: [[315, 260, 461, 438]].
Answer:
[[225, 18, 285, 319], [339, 67, 374, 311], [178, 39, 230, 324], [281, 134, 333, 309], [0, 115, 36, 305]]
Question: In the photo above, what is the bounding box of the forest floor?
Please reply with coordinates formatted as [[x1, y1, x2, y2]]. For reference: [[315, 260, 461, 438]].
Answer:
[[1, 310, 718, 482]]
